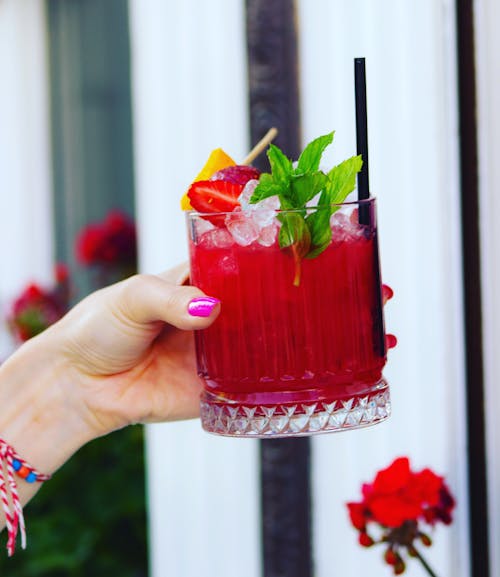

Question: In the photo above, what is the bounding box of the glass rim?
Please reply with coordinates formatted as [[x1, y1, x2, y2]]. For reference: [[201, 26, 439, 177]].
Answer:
[[185, 195, 376, 218]]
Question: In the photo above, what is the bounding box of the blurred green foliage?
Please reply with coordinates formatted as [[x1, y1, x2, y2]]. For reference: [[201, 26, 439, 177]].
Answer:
[[0, 426, 148, 576]]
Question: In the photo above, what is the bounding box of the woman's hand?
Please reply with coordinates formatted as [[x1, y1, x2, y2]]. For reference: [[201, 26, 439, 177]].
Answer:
[[52, 263, 220, 437], [0, 263, 219, 475]]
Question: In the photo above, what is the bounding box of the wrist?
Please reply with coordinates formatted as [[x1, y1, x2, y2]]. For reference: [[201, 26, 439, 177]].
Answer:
[[0, 332, 94, 475]]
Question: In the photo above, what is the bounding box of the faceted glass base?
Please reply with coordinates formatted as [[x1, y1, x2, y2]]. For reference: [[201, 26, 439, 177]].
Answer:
[[200, 380, 390, 438]]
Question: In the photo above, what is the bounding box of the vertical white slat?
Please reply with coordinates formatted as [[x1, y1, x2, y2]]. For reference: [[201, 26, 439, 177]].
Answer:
[[128, 2, 260, 576], [0, 0, 54, 358], [475, 0, 500, 573], [298, 0, 469, 575]]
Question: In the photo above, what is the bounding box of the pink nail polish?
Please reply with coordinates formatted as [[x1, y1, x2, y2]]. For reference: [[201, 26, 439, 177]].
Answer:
[[188, 297, 220, 317]]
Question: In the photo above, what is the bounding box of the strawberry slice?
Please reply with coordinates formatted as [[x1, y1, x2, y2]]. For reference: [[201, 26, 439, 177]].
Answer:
[[187, 180, 244, 221]]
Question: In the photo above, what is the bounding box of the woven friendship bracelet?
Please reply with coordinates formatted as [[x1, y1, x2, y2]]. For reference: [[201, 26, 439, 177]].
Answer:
[[0, 438, 51, 556]]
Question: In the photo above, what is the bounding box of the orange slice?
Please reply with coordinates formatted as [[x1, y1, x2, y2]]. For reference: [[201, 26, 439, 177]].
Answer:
[[181, 148, 236, 210]]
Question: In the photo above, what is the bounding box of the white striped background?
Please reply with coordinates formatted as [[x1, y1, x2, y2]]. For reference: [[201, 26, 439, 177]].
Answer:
[[1, 0, 488, 575]]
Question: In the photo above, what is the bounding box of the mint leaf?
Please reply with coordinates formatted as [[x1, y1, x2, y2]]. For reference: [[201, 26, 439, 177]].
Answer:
[[305, 193, 333, 258], [296, 131, 334, 174], [278, 212, 310, 251], [250, 173, 284, 203], [305, 156, 363, 259], [290, 171, 327, 206], [325, 155, 363, 204], [247, 132, 362, 285], [249, 146, 293, 205], [267, 144, 293, 183]]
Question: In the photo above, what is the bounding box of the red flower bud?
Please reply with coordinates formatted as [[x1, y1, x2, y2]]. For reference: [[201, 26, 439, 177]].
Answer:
[[358, 532, 374, 547], [384, 548, 398, 566]]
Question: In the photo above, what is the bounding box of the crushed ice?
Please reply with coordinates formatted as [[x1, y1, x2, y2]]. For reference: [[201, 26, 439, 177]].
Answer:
[[194, 180, 280, 247], [194, 217, 215, 238], [225, 209, 260, 246], [226, 180, 280, 246], [330, 210, 366, 242], [198, 227, 234, 249]]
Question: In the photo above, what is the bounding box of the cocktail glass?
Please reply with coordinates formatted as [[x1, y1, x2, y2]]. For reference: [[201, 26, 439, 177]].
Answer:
[[187, 197, 390, 437]]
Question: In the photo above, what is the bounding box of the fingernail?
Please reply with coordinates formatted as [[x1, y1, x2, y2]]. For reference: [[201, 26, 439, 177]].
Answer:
[[386, 334, 398, 349], [188, 297, 220, 317], [382, 284, 394, 304]]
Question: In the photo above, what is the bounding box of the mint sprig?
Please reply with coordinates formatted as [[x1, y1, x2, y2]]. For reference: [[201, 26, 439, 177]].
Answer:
[[249, 131, 363, 285]]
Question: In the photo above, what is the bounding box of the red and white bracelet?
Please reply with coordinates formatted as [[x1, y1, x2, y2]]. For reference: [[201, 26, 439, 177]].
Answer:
[[0, 438, 51, 556]]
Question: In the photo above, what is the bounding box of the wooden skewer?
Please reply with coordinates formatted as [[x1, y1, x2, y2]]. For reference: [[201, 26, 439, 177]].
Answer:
[[241, 127, 278, 165]]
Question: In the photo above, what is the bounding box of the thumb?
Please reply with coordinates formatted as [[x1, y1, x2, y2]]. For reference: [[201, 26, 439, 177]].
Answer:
[[117, 274, 221, 330]]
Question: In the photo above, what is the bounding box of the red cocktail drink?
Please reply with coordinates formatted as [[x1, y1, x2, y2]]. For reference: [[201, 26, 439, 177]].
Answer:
[[187, 198, 390, 437]]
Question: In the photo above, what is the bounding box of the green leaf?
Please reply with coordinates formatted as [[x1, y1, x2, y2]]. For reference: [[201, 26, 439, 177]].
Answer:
[[325, 155, 363, 204], [278, 212, 310, 252], [305, 156, 361, 259], [246, 133, 362, 284], [250, 173, 284, 203], [305, 193, 333, 258], [296, 131, 335, 174], [267, 143, 293, 183], [290, 171, 327, 206], [249, 145, 294, 205]]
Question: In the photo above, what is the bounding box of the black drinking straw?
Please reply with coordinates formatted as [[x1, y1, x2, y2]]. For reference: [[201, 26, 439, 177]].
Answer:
[[355, 57, 370, 198], [355, 58, 370, 224], [355, 58, 385, 355]]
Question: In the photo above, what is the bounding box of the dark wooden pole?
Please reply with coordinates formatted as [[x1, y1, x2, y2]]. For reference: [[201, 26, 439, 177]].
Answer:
[[245, 2, 313, 577], [246, 0, 302, 163], [455, 2, 490, 576]]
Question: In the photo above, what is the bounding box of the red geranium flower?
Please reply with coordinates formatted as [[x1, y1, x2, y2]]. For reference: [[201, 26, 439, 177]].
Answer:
[[76, 224, 106, 265], [347, 457, 456, 576], [8, 264, 71, 343], [347, 502, 368, 531], [76, 210, 137, 269]]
